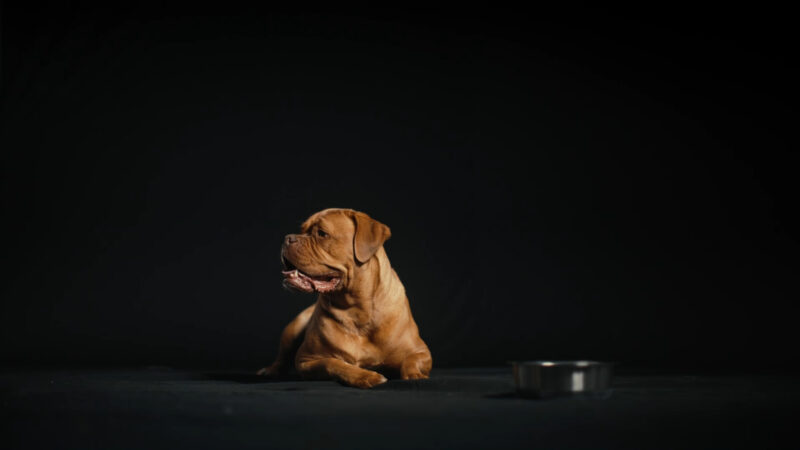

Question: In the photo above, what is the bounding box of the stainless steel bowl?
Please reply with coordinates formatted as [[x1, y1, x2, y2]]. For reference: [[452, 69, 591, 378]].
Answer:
[[511, 360, 613, 398]]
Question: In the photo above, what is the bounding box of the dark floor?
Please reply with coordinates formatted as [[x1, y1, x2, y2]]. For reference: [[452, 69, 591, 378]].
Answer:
[[1, 367, 797, 449]]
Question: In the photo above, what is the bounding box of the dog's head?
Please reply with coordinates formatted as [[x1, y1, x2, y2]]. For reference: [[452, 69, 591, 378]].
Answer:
[[281, 208, 391, 294]]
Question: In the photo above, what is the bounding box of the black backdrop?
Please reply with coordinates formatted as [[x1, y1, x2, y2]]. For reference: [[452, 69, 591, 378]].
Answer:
[[2, 5, 797, 370]]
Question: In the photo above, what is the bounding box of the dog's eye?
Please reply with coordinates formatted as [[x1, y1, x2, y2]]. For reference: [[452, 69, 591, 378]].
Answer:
[[317, 229, 328, 238]]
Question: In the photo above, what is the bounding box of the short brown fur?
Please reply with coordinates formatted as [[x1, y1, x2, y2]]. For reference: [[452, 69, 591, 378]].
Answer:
[[257, 208, 432, 388]]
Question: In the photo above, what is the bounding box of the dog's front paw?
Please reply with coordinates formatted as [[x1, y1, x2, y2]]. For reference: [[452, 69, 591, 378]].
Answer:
[[349, 371, 388, 389], [256, 363, 283, 377]]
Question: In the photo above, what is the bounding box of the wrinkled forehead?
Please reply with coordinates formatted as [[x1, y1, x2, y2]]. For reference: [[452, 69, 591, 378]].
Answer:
[[300, 209, 354, 234]]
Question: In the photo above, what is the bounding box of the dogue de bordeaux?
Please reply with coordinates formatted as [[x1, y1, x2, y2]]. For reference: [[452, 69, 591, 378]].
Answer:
[[257, 208, 432, 388]]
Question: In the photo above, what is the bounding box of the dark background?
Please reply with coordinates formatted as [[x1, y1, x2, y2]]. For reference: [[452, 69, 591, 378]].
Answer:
[[2, 5, 797, 371]]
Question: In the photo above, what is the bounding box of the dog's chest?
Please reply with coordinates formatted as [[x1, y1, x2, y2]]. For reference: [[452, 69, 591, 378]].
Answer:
[[335, 330, 385, 367], [313, 304, 404, 367], [354, 343, 383, 368]]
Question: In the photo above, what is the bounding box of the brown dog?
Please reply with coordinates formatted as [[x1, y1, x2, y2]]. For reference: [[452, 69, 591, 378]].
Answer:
[[257, 208, 432, 388]]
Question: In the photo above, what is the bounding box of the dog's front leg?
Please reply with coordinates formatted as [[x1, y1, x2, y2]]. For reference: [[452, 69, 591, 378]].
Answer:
[[257, 305, 315, 377], [297, 358, 387, 389]]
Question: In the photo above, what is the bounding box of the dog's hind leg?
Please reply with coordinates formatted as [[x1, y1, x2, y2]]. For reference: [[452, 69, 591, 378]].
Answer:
[[257, 304, 315, 377]]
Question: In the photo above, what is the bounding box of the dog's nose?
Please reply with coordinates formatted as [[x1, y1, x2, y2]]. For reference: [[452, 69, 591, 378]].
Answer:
[[285, 234, 298, 245]]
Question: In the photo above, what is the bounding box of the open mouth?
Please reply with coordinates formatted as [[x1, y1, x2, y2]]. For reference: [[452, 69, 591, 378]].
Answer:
[[281, 256, 341, 293]]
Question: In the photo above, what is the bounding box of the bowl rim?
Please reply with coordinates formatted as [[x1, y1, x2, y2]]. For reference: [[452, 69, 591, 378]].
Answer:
[[508, 360, 614, 367]]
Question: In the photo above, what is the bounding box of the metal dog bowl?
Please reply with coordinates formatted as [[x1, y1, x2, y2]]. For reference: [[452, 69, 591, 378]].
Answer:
[[511, 360, 613, 398]]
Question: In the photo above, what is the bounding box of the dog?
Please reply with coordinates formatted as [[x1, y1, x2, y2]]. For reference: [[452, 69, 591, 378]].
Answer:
[[257, 208, 432, 388]]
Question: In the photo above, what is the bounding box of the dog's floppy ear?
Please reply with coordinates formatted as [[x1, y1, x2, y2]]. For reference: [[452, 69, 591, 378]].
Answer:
[[351, 211, 391, 264]]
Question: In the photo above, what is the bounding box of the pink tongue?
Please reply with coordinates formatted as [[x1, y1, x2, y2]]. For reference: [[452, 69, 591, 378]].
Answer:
[[309, 278, 339, 293], [283, 270, 313, 292], [283, 270, 339, 293]]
